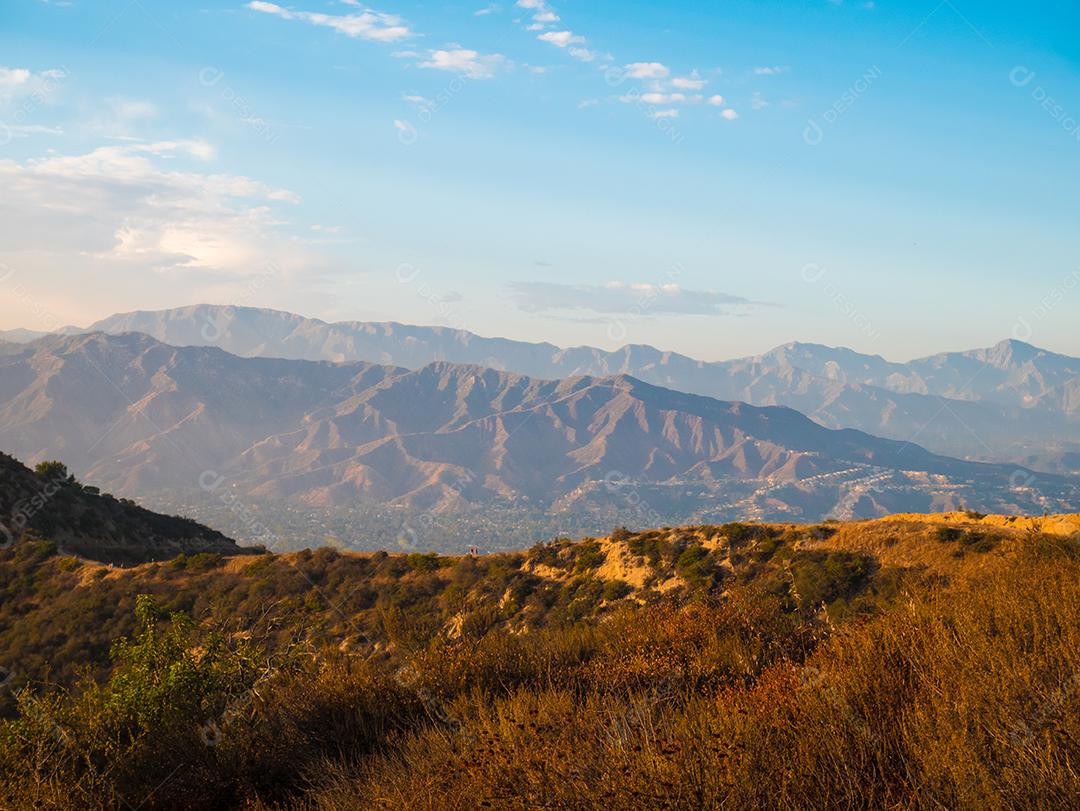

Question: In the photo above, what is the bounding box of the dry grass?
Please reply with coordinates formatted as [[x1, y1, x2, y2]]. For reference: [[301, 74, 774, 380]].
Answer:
[[301, 537, 1079, 810], [1, 519, 1077, 810]]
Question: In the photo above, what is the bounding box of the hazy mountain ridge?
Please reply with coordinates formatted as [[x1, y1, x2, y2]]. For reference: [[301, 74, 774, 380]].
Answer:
[[0, 332, 1072, 530], [49, 304, 1079, 470]]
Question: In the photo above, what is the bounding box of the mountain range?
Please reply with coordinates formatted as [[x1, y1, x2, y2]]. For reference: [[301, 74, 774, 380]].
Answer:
[[0, 331, 1073, 536], [13, 304, 1074, 473]]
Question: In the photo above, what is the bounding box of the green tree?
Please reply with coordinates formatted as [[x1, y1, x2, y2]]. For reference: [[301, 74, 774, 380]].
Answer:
[[105, 595, 261, 732], [33, 460, 74, 484]]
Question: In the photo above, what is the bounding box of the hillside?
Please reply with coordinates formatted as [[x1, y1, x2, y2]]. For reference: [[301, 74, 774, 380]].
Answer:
[[0, 513, 1076, 809], [51, 304, 1080, 468], [0, 452, 249, 565], [0, 333, 1072, 534], [1, 510, 1075, 688]]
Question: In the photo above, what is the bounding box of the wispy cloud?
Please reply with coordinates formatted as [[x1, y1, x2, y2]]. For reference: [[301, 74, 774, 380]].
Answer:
[[418, 49, 506, 79], [0, 141, 304, 275], [0, 65, 66, 104], [246, 1, 412, 41], [521, 1, 597, 61], [671, 71, 707, 89], [621, 92, 702, 105], [624, 62, 670, 79], [537, 30, 584, 47], [507, 281, 757, 316]]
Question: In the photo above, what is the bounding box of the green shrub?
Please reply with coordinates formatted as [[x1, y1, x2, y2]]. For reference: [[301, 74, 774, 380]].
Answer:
[[675, 544, 717, 589], [574, 542, 605, 573], [627, 535, 669, 567], [405, 552, 444, 573], [186, 552, 225, 571], [789, 551, 869, 612], [601, 579, 633, 601]]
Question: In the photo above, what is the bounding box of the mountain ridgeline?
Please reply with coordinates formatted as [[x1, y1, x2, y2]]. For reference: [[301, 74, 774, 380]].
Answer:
[[46, 304, 1080, 471], [0, 332, 1072, 545]]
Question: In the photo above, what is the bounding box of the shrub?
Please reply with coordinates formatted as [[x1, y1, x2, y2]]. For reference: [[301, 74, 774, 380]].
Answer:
[[789, 551, 870, 612], [186, 552, 225, 571], [33, 460, 73, 484], [601, 579, 633, 601], [627, 535, 669, 567], [574, 541, 605, 573], [675, 544, 718, 590], [405, 552, 444, 573]]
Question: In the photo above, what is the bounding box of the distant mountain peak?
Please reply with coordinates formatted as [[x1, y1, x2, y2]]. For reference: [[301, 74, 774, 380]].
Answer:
[[985, 337, 1041, 361]]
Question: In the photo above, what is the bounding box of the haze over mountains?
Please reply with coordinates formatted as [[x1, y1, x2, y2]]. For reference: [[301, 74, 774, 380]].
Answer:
[[13, 304, 1077, 473], [0, 331, 1073, 548]]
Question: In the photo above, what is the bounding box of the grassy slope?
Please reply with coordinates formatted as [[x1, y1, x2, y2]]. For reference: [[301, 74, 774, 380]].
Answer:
[[0, 513, 1033, 688], [0, 514, 1077, 809]]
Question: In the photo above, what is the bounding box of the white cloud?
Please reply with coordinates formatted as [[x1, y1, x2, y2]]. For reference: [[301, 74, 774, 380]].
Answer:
[[753, 66, 787, 75], [634, 92, 681, 104], [720, 108, 739, 120], [0, 65, 66, 105], [538, 30, 584, 47], [418, 49, 506, 79], [246, 2, 412, 41], [0, 141, 304, 276], [624, 62, 669, 79], [707, 94, 725, 106], [516, 0, 564, 33], [0, 68, 31, 92], [474, 3, 500, 15], [671, 71, 707, 90], [621, 92, 702, 106], [650, 109, 679, 120]]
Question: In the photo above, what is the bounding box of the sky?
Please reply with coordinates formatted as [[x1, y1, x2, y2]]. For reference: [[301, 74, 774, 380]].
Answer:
[[1, 0, 1079, 361]]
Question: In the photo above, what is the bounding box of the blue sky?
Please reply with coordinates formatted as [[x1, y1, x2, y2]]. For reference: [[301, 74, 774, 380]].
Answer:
[[1, 0, 1078, 360]]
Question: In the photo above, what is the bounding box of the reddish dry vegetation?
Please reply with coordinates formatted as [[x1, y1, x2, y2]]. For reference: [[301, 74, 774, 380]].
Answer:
[[0, 516, 1077, 810]]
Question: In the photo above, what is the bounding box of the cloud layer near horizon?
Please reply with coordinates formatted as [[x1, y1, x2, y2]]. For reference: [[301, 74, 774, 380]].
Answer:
[[507, 281, 756, 316]]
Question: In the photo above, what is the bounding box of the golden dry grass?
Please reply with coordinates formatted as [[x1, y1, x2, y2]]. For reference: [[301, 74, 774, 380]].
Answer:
[[1, 516, 1077, 810]]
